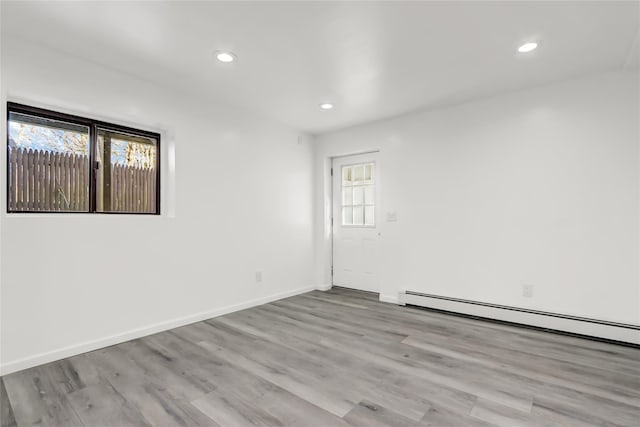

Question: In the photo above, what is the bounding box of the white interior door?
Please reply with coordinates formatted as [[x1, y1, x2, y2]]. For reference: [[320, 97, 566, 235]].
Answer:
[[332, 153, 380, 293]]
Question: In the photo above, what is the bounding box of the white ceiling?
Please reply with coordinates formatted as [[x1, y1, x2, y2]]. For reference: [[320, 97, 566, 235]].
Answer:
[[2, 1, 639, 134]]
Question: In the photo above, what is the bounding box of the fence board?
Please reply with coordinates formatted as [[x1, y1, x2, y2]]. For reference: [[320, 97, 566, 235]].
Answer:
[[38, 150, 44, 211], [21, 150, 28, 211], [133, 168, 138, 211], [26, 150, 33, 211], [116, 165, 121, 211], [151, 168, 156, 212], [119, 166, 124, 211], [75, 154, 81, 210], [132, 168, 137, 211], [44, 151, 50, 210], [9, 149, 16, 210], [54, 151, 60, 211], [126, 167, 132, 211], [111, 165, 117, 212], [118, 165, 124, 212], [76, 154, 82, 210], [20, 150, 24, 210], [113, 163, 118, 212], [136, 167, 141, 212], [52, 151, 59, 210], [34, 150, 42, 211], [80, 157, 87, 210], [32, 150, 37, 210], [70, 155, 76, 211], [35, 151, 41, 211], [64, 154, 71, 210], [41, 150, 47, 211]]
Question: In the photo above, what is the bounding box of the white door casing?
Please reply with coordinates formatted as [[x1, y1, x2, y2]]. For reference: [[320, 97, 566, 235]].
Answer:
[[332, 153, 380, 293]]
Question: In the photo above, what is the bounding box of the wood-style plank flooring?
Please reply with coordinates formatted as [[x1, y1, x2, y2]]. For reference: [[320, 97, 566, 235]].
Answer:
[[1, 287, 639, 426]]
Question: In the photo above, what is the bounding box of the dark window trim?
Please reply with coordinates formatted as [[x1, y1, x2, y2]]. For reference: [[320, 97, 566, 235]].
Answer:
[[6, 102, 161, 215]]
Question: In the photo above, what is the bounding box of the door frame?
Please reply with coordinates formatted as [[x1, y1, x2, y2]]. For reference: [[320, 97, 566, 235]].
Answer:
[[330, 150, 380, 289]]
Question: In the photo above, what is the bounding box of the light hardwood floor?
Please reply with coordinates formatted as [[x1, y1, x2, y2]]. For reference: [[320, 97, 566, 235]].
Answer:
[[1, 287, 639, 426]]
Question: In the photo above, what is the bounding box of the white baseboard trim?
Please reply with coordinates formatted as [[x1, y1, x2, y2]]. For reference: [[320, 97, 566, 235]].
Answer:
[[379, 294, 402, 305], [0, 285, 315, 376], [402, 291, 640, 345], [315, 283, 332, 291]]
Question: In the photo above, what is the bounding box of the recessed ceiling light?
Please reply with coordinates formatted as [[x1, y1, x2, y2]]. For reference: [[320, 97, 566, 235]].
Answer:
[[319, 103, 334, 110], [517, 42, 538, 53], [216, 51, 236, 63]]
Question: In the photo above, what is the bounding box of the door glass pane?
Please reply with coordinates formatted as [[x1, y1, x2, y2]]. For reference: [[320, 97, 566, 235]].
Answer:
[[365, 206, 375, 225], [342, 207, 353, 225], [364, 186, 374, 205], [353, 186, 364, 205], [353, 165, 364, 184], [353, 206, 364, 225], [96, 128, 158, 213], [342, 187, 353, 205], [364, 164, 374, 184], [342, 166, 352, 185], [7, 112, 90, 212]]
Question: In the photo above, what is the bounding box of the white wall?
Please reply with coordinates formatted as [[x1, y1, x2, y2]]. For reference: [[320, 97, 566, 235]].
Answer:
[[0, 38, 316, 373], [315, 71, 640, 326]]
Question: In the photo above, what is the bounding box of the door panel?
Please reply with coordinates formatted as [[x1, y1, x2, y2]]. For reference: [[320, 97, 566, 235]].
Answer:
[[332, 153, 380, 293]]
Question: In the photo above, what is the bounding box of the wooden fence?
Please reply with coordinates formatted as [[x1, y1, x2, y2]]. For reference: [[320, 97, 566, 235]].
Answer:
[[108, 163, 157, 213], [8, 147, 156, 213]]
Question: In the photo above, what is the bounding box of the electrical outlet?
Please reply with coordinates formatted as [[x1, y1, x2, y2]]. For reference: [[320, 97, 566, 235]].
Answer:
[[255, 271, 263, 283], [522, 284, 534, 298]]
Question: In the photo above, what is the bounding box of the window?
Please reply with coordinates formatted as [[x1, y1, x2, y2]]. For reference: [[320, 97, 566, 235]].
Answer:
[[95, 129, 158, 213], [7, 103, 160, 214], [341, 162, 375, 226]]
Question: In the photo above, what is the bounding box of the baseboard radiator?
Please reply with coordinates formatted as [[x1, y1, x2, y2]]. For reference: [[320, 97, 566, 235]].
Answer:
[[401, 291, 640, 346]]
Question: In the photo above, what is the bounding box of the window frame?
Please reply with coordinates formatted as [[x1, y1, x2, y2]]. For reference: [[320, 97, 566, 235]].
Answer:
[[6, 102, 161, 215], [340, 161, 376, 228]]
